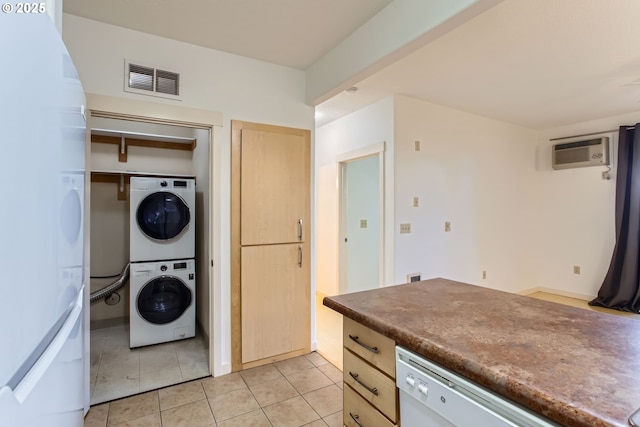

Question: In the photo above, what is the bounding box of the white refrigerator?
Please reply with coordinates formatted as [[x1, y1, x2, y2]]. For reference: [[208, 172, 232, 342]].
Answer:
[[0, 9, 87, 427]]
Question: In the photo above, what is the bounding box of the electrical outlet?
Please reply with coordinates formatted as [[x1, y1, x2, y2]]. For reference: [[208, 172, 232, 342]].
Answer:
[[445, 221, 451, 232], [414, 140, 421, 151], [400, 223, 411, 234], [413, 197, 419, 207], [482, 270, 487, 280], [360, 219, 367, 228], [573, 265, 581, 275]]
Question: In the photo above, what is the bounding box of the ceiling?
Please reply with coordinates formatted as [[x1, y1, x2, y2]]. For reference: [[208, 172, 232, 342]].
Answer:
[[64, 0, 640, 130], [62, 0, 392, 70]]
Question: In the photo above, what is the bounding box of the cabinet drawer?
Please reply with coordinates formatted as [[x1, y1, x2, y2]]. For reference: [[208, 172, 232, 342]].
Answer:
[[344, 349, 398, 422], [343, 317, 395, 378], [344, 384, 397, 427]]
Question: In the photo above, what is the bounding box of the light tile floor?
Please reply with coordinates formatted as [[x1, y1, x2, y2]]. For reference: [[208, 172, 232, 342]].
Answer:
[[84, 352, 344, 427], [90, 324, 209, 405]]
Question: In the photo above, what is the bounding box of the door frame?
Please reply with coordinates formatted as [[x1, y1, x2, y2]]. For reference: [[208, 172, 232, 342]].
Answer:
[[83, 94, 224, 410], [337, 142, 385, 294]]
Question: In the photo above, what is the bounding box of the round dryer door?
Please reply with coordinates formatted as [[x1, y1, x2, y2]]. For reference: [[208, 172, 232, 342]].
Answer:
[[136, 191, 190, 240], [137, 276, 192, 324]]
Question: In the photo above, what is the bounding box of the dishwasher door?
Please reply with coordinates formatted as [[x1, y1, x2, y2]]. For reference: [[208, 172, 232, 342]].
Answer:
[[396, 347, 559, 427], [398, 387, 459, 427]]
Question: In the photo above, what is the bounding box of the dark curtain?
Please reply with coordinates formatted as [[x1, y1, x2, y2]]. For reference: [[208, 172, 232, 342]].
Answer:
[[590, 124, 640, 312]]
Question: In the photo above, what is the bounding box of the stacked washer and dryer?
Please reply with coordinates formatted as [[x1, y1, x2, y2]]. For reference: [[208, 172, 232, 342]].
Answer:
[[128, 177, 196, 348]]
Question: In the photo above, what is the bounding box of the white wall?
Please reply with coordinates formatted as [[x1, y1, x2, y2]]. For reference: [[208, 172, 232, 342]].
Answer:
[[89, 182, 130, 323], [46, 0, 63, 33], [394, 95, 539, 292], [315, 97, 394, 297], [317, 94, 541, 296], [192, 128, 211, 339], [63, 14, 314, 374], [319, 93, 640, 301], [535, 111, 640, 299], [62, 14, 313, 130]]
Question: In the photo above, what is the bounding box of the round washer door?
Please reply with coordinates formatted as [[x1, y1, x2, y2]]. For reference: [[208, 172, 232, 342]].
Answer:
[[136, 191, 190, 240], [137, 276, 192, 325]]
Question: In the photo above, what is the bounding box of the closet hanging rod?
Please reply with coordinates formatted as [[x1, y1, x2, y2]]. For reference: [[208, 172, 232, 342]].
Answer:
[[550, 126, 636, 141]]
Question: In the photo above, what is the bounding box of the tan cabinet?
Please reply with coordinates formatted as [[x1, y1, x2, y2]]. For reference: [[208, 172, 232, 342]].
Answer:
[[343, 317, 399, 426], [240, 243, 309, 363], [344, 386, 396, 427], [231, 120, 310, 370], [240, 128, 308, 245]]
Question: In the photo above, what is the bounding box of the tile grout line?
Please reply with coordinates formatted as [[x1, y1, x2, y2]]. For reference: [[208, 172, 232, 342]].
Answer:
[[95, 353, 341, 427], [200, 379, 218, 427], [277, 364, 332, 426]]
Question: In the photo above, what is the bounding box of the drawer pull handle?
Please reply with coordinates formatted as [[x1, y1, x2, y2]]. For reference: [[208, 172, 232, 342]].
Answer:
[[349, 371, 379, 396], [349, 412, 364, 427], [348, 334, 379, 354]]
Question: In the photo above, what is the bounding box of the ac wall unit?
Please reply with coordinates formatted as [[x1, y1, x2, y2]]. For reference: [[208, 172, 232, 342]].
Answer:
[[552, 137, 609, 170]]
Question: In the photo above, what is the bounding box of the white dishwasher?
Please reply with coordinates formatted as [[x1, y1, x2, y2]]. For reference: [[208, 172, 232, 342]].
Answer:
[[396, 347, 560, 427]]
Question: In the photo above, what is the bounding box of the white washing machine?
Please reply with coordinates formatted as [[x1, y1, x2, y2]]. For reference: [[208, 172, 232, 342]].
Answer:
[[58, 173, 84, 268], [129, 259, 196, 348], [129, 177, 195, 262]]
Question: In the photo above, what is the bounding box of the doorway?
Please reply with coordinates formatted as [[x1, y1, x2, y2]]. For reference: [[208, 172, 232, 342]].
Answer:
[[338, 146, 384, 294], [88, 117, 211, 404], [83, 94, 223, 407]]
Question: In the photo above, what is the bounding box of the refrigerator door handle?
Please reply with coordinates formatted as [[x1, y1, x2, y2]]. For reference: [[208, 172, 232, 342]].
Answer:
[[12, 288, 83, 404]]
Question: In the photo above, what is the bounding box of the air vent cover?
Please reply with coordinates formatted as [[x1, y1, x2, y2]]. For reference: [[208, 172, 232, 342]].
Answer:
[[125, 60, 180, 98], [155, 69, 179, 95], [552, 137, 609, 170], [128, 64, 154, 91]]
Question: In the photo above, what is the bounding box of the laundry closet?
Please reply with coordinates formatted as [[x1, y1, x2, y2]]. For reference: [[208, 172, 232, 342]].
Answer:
[[87, 113, 212, 404]]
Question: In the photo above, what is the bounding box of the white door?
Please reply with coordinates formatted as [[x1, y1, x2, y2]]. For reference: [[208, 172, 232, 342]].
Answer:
[[339, 155, 383, 294]]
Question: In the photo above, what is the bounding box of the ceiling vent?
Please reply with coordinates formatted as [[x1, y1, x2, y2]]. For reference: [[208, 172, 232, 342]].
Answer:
[[124, 60, 181, 99]]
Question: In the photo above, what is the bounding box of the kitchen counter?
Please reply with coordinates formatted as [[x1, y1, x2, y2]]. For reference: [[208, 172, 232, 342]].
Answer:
[[323, 278, 640, 427]]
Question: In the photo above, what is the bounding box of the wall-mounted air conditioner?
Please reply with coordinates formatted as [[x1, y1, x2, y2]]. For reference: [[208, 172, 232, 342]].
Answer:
[[552, 137, 610, 170]]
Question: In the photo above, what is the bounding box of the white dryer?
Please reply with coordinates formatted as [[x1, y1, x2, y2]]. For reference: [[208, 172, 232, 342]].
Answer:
[[129, 259, 196, 348], [129, 177, 195, 262]]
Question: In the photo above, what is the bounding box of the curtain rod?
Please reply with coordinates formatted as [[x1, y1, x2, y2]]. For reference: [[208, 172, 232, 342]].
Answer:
[[550, 125, 636, 141]]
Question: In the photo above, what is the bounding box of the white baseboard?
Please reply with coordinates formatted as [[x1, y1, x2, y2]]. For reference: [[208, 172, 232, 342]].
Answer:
[[216, 363, 232, 377], [517, 286, 595, 301]]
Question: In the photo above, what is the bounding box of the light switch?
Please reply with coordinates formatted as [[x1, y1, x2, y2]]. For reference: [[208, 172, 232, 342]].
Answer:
[[360, 219, 367, 228]]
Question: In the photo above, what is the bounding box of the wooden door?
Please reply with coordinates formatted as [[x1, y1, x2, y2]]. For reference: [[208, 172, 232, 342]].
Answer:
[[231, 120, 310, 370], [241, 128, 308, 245], [241, 243, 310, 363]]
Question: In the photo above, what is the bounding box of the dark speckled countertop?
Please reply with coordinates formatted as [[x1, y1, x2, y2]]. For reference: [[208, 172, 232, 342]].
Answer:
[[323, 278, 640, 427]]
